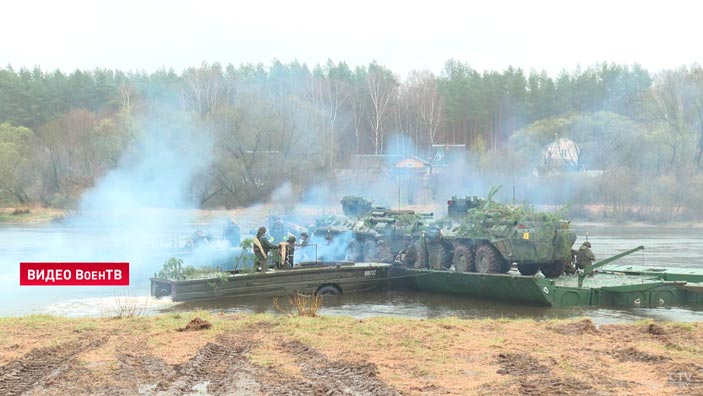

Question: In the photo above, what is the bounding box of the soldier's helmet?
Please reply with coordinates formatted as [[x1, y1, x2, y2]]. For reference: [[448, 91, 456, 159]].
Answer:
[[257, 226, 267, 235], [287, 235, 296, 243], [301, 232, 309, 238], [583, 241, 592, 248]]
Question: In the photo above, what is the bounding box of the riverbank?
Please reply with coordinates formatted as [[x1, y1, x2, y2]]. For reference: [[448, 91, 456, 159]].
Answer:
[[0, 207, 66, 223], [1, 313, 701, 395]]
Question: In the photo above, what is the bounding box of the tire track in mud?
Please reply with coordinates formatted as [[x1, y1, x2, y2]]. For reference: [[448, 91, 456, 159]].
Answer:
[[280, 340, 400, 396], [147, 335, 316, 396], [493, 352, 638, 396], [0, 329, 399, 395], [154, 338, 259, 396], [0, 337, 107, 396]]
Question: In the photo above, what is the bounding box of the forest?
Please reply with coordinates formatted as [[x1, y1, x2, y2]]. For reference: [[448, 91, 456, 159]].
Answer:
[[1, 59, 702, 220]]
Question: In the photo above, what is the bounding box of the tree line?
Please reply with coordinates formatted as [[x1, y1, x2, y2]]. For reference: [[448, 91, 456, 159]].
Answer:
[[0, 60, 702, 220]]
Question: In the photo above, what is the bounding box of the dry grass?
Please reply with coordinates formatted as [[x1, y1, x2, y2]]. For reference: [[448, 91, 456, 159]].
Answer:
[[273, 292, 323, 317], [99, 293, 150, 318], [0, 314, 702, 395]]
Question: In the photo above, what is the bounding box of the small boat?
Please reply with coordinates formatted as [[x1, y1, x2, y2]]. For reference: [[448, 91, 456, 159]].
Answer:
[[150, 261, 390, 302]]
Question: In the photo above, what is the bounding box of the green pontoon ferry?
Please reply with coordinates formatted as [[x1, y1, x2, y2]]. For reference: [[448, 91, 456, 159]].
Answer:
[[391, 246, 703, 307]]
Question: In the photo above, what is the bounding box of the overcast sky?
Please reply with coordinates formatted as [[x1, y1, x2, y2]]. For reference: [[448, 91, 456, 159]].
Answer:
[[2, 0, 701, 79]]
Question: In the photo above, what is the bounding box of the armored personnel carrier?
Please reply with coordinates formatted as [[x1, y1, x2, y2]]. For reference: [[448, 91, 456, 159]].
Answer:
[[311, 196, 432, 262], [411, 195, 577, 278]]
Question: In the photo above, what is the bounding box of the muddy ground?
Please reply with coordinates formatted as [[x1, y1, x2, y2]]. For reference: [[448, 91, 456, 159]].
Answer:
[[1, 314, 702, 395]]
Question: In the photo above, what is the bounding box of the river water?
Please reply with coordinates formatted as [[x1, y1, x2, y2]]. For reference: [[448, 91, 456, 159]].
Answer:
[[1, 222, 702, 325]]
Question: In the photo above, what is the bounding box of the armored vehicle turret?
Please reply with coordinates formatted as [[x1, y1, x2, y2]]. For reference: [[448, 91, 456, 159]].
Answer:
[[341, 196, 374, 217], [447, 196, 485, 218]]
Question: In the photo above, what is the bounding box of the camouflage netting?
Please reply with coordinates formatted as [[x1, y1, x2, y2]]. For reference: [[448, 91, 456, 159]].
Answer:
[[445, 197, 575, 263], [455, 201, 569, 239], [444, 186, 566, 238]]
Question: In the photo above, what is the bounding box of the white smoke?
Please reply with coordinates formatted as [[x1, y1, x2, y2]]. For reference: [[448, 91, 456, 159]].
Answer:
[[57, 110, 215, 277]]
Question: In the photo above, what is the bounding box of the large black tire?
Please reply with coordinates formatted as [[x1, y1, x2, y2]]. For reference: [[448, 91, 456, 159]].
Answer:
[[428, 243, 452, 270], [316, 285, 342, 296], [414, 240, 428, 269], [453, 245, 474, 272], [541, 260, 566, 278], [474, 244, 505, 274], [439, 244, 453, 270], [517, 263, 540, 276], [427, 244, 440, 269]]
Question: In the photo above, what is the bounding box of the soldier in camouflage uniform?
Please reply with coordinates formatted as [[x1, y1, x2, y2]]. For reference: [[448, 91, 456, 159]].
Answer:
[[396, 235, 418, 268], [376, 239, 393, 263], [284, 235, 296, 267], [253, 226, 276, 271], [575, 241, 596, 269]]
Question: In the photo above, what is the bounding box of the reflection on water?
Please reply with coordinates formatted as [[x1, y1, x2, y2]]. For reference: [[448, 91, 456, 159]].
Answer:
[[2, 222, 703, 324], [155, 290, 703, 326]]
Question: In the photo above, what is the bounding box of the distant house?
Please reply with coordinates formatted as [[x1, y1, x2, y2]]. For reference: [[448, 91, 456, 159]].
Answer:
[[393, 155, 431, 176], [337, 155, 401, 178], [538, 136, 580, 176], [339, 154, 432, 177]]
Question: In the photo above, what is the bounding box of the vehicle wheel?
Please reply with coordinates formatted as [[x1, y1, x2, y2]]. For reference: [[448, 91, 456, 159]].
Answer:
[[427, 243, 452, 270], [316, 285, 341, 296], [413, 240, 428, 269], [541, 260, 566, 278], [474, 244, 505, 274], [346, 240, 363, 262], [438, 244, 453, 270], [362, 240, 378, 262], [452, 246, 474, 272], [517, 263, 540, 276]]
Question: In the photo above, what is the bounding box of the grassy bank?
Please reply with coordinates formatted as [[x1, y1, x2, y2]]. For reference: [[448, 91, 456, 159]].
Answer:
[[0, 207, 66, 223], [0, 313, 701, 395]]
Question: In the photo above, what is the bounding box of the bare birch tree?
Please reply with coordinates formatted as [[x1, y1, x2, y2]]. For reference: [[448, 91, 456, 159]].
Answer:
[[365, 64, 397, 154], [407, 70, 444, 149]]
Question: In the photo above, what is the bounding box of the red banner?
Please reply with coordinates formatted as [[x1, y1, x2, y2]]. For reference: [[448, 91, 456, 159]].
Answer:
[[19, 262, 130, 286]]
